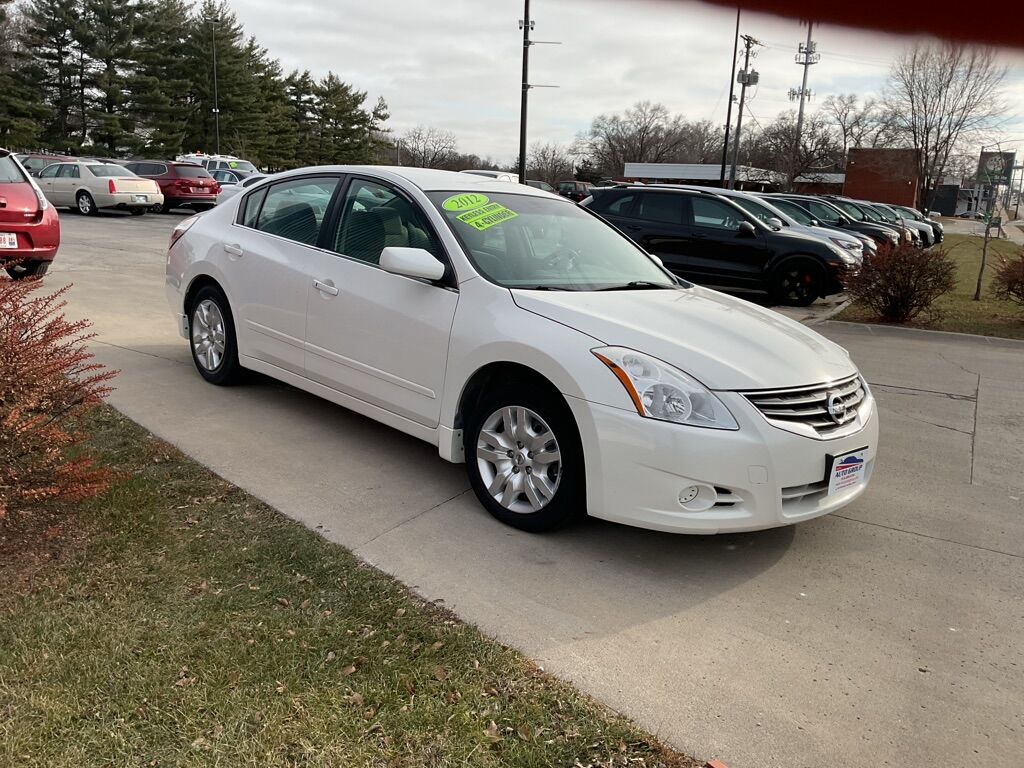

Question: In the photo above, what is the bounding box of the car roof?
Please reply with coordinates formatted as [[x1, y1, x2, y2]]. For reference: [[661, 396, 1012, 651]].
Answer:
[[268, 166, 556, 198]]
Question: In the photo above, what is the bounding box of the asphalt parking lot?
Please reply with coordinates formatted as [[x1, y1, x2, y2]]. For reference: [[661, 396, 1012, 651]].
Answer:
[[46, 209, 1024, 768]]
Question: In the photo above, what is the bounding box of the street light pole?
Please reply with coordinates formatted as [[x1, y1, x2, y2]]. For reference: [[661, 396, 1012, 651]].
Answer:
[[718, 8, 740, 188], [728, 35, 759, 190], [211, 17, 221, 155]]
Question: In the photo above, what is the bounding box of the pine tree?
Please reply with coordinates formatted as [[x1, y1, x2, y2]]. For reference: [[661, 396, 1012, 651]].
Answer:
[[0, 0, 48, 148], [22, 0, 83, 150], [127, 0, 193, 157], [285, 69, 318, 166], [313, 73, 378, 165], [79, 0, 136, 153]]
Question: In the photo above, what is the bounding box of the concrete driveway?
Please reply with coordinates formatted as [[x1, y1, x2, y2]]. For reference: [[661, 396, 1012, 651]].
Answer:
[[43, 211, 1024, 768]]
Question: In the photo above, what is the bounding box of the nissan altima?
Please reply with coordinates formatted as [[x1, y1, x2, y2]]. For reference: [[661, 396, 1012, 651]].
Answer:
[[165, 167, 877, 534]]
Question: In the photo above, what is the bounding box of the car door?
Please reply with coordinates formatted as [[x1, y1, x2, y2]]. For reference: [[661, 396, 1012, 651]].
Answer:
[[53, 164, 81, 206], [36, 164, 62, 203], [226, 174, 343, 375], [303, 175, 458, 428], [682, 196, 767, 288], [613, 191, 691, 274]]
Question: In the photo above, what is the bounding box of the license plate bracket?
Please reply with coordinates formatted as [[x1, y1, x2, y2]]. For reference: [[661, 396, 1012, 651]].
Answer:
[[0, 232, 18, 249], [825, 447, 869, 496]]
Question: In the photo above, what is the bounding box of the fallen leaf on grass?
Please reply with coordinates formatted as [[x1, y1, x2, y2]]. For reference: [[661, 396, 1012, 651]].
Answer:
[[275, 681, 287, 694], [341, 665, 357, 676], [326, 651, 336, 662], [276, 597, 290, 608], [394, 608, 406, 618], [517, 725, 532, 741], [345, 692, 364, 707], [431, 641, 444, 650], [227, 671, 240, 688], [432, 666, 448, 682], [483, 720, 502, 741]]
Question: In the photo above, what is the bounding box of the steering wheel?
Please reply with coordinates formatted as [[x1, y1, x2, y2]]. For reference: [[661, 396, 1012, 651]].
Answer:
[[545, 247, 582, 271]]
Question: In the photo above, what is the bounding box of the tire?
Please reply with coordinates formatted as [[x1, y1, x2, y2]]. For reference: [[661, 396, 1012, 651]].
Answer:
[[130, 207, 146, 216], [76, 191, 97, 216], [770, 258, 824, 307], [5, 260, 50, 280], [187, 285, 243, 385], [464, 385, 585, 532]]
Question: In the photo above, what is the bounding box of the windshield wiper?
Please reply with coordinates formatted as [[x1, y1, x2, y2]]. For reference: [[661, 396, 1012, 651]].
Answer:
[[595, 280, 673, 291], [515, 285, 571, 291]]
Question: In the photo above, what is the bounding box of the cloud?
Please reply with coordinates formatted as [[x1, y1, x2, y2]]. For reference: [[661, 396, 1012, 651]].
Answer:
[[229, 0, 1024, 162]]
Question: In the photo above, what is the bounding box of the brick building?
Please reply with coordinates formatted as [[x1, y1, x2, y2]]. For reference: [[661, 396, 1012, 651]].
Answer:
[[842, 148, 921, 207]]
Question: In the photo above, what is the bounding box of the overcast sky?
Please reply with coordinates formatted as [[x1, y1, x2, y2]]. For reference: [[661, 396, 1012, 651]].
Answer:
[[230, 0, 1024, 163]]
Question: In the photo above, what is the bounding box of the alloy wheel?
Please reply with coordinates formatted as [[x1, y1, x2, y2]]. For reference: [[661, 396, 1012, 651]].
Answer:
[[191, 299, 227, 372], [77, 194, 92, 214], [476, 406, 561, 514]]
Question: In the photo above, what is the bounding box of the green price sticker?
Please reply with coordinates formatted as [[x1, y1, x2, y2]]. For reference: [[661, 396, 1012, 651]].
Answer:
[[456, 203, 518, 231], [442, 193, 490, 212]]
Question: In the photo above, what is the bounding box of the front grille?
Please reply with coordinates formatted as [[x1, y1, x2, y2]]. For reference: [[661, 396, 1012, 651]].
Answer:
[[742, 374, 867, 439]]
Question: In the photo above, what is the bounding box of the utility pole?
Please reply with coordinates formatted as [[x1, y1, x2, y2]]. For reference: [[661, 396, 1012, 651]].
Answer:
[[211, 16, 221, 155], [516, 2, 559, 185], [728, 35, 759, 190], [719, 8, 740, 188], [788, 22, 819, 188], [517, 0, 531, 185]]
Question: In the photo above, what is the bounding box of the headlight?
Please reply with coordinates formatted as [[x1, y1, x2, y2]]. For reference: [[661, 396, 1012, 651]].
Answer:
[[903, 230, 912, 241], [592, 347, 739, 430], [887, 231, 899, 244]]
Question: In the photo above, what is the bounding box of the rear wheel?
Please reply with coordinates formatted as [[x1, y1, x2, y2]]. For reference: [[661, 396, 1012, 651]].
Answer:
[[771, 258, 824, 307], [464, 386, 585, 532], [5, 260, 50, 280], [76, 191, 97, 216], [188, 285, 243, 385]]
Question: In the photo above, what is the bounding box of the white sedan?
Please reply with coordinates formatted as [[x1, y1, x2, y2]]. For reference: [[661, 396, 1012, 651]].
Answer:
[[36, 161, 163, 215], [166, 167, 877, 534]]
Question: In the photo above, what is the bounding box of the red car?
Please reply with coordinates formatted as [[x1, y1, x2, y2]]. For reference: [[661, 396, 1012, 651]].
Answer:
[[1, 148, 60, 279], [122, 160, 220, 214]]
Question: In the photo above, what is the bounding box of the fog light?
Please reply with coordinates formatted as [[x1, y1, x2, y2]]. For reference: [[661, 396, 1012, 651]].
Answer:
[[678, 484, 717, 512]]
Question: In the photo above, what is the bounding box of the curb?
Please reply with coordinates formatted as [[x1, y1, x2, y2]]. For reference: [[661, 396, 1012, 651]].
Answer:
[[804, 297, 852, 326], [821, 320, 1024, 348]]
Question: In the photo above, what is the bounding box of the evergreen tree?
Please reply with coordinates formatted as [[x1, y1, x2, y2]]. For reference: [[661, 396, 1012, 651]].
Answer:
[[313, 73, 378, 165], [22, 0, 83, 149], [285, 69, 319, 166], [127, 0, 193, 157], [0, 0, 48, 148], [79, 0, 136, 153]]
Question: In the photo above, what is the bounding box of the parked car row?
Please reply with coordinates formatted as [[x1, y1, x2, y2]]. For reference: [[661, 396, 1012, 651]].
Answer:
[[577, 184, 943, 306]]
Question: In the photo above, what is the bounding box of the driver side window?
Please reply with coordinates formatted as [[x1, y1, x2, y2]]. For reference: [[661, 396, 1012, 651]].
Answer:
[[691, 197, 742, 231]]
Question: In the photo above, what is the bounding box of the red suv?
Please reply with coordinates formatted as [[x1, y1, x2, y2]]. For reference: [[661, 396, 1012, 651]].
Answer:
[[122, 160, 220, 213], [1, 149, 60, 279]]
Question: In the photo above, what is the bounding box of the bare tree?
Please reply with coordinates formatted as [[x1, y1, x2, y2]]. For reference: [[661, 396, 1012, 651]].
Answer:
[[885, 42, 1007, 209], [398, 125, 458, 169], [742, 109, 843, 188], [527, 141, 574, 185], [574, 101, 688, 176]]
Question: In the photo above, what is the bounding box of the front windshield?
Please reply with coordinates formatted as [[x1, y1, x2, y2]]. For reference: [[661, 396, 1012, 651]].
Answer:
[[875, 206, 899, 223], [88, 164, 135, 177], [834, 200, 866, 221], [772, 198, 814, 226], [428, 191, 675, 291], [226, 160, 258, 173]]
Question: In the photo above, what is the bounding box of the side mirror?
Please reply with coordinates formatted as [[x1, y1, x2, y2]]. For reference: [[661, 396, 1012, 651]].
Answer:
[[738, 221, 757, 237], [766, 217, 784, 230], [648, 253, 664, 268], [380, 246, 445, 282], [809, 219, 820, 226]]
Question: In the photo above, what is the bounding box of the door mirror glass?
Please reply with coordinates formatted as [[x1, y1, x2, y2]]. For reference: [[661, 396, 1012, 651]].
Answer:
[[380, 246, 445, 281], [738, 221, 757, 237], [766, 217, 784, 230]]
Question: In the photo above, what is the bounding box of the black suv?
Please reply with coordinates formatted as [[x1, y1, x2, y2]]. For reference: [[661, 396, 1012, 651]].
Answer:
[[763, 193, 901, 249], [582, 185, 851, 306]]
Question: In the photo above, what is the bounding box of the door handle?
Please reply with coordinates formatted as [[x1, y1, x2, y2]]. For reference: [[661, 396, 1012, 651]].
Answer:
[[690, 232, 708, 240], [223, 243, 243, 256], [313, 279, 339, 296]]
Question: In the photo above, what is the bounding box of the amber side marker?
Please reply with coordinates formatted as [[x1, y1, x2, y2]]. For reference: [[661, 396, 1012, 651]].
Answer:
[[592, 352, 646, 416]]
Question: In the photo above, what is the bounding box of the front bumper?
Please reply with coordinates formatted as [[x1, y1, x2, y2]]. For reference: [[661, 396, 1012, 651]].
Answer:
[[568, 389, 878, 534]]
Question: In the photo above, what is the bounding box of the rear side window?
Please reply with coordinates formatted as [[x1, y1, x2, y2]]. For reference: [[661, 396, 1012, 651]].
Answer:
[[772, 199, 813, 225], [241, 187, 268, 228], [731, 197, 781, 225], [807, 201, 841, 224], [57, 165, 80, 178], [0, 156, 25, 183], [175, 165, 212, 179], [251, 177, 341, 246], [636, 192, 685, 225]]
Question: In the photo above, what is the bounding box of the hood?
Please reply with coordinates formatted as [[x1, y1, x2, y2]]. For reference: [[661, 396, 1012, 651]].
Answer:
[[512, 286, 856, 391], [807, 224, 859, 246]]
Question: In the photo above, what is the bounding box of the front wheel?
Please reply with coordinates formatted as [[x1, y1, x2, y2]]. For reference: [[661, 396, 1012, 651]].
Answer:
[[770, 258, 824, 307], [188, 285, 243, 385], [464, 388, 585, 532], [130, 207, 147, 216]]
